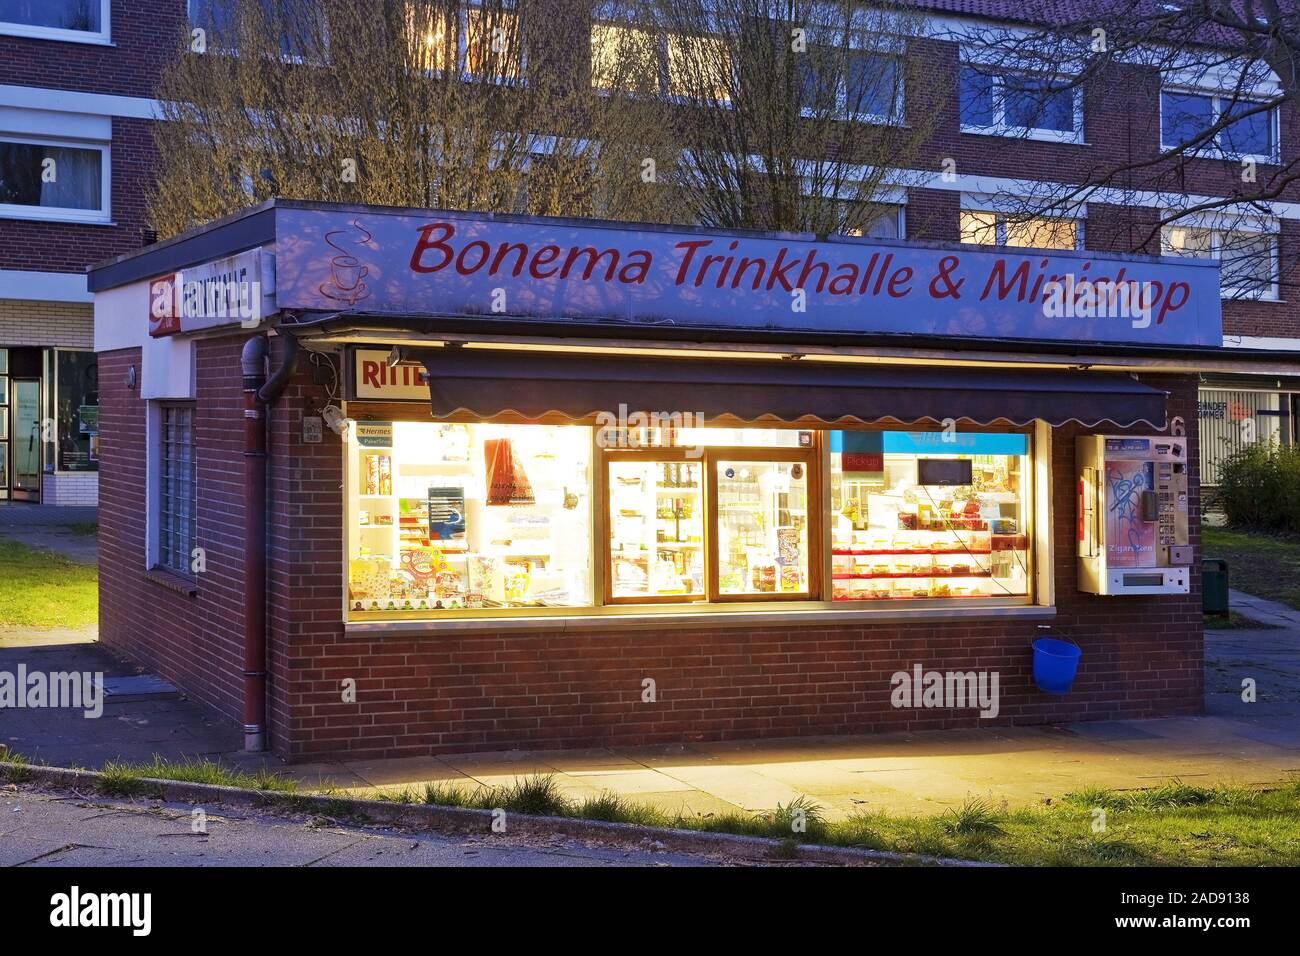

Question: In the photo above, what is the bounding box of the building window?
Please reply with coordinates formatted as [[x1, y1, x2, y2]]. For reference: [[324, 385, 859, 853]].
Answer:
[[960, 210, 1080, 250], [1198, 388, 1293, 486], [842, 203, 904, 239], [1161, 224, 1277, 300], [0, 0, 108, 42], [799, 51, 903, 123], [1161, 89, 1278, 161], [591, 22, 731, 102], [830, 431, 1032, 602], [0, 138, 109, 222], [345, 418, 1038, 620], [347, 422, 593, 613], [50, 350, 98, 473], [157, 403, 197, 577], [959, 66, 1080, 140], [408, 1, 522, 80]]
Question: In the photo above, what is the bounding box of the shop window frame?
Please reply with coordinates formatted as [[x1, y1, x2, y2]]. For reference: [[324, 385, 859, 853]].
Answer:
[[826, 425, 1037, 608], [602, 446, 709, 606], [341, 399, 1046, 624]]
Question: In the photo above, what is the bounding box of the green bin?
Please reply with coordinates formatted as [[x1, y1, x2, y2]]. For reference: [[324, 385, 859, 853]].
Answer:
[[1202, 558, 1229, 615]]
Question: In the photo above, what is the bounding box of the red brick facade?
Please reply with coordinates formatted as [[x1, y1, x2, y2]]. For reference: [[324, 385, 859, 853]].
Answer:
[[97, 337, 1203, 761]]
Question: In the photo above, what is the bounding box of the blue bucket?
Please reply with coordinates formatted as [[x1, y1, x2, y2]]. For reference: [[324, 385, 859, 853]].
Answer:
[[1032, 637, 1081, 695]]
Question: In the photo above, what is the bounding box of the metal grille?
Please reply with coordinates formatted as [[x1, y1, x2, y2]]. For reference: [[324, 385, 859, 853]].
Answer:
[[158, 403, 196, 575]]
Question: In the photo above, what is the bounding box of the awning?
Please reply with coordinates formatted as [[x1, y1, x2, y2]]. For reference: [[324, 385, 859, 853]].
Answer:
[[416, 348, 1167, 429]]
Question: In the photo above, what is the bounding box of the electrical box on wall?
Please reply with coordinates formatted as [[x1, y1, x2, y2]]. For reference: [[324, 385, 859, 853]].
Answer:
[[1077, 435, 1191, 595]]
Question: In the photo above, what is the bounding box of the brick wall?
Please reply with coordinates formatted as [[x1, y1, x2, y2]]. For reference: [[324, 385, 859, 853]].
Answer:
[[0, 1, 185, 99], [0, 299, 92, 348], [97, 341, 249, 728], [98, 336, 1203, 761]]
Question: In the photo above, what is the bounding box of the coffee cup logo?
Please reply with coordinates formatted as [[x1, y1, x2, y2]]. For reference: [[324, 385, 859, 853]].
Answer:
[[320, 220, 374, 305]]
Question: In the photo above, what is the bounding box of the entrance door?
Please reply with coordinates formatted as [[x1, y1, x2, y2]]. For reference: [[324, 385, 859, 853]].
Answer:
[[10, 378, 41, 501]]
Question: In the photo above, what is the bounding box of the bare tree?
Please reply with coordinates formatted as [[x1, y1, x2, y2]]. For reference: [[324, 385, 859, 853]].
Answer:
[[941, 0, 1300, 300], [151, 0, 946, 240], [606, 0, 948, 235], [149, 0, 665, 236]]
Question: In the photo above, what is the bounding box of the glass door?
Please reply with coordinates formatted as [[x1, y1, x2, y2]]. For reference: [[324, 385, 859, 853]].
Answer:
[[606, 452, 706, 603], [708, 451, 815, 600], [11, 378, 41, 501]]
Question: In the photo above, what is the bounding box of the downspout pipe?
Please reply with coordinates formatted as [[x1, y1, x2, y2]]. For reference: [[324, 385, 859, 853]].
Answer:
[[239, 332, 300, 752]]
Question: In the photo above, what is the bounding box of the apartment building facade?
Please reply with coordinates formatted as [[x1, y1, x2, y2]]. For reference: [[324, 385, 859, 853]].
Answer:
[[6, 0, 1298, 512], [0, 0, 181, 504]]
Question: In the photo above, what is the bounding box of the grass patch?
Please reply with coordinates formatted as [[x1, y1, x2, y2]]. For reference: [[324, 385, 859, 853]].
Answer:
[[96, 756, 297, 798], [0, 748, 34, 784], [0, 538, 97, 628], [1204, 611, 1276, 630], [1203, 527, 1300, 611], [66, 522, 99, 538], [391, 773, 1300, 865]]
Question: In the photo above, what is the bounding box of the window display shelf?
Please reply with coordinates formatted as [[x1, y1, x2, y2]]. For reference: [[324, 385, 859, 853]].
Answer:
[[832, 570, 994, 580], [832, 548, 993, 556]]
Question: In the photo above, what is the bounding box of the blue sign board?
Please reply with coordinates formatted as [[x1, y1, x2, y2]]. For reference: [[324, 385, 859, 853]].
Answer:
[[272, 204, 1223, 347]]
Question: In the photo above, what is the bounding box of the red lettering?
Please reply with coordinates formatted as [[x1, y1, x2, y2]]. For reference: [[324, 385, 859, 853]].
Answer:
[[562, 246, 620, 282], [981, 259, 1032, 301], [1158, 281, 1189, 325], [674, 240, 712, 285], [766, 247, 800, 292], [456, 240, 491, 275], [887, 266, 913, 298], [410, 222, 455, 273], [361, 360, 381, 390], [530, 245, 561, 279]]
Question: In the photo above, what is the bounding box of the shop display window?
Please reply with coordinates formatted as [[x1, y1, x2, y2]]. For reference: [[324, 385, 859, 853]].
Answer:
[[347, 422, 593, 614], [345, 416, 1035, 620], [829, 431, 1032, 602]]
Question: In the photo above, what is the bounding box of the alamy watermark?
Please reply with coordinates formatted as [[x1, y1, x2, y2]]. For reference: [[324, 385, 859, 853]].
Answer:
[[890, 663, 1000, 719], [595, 404, 706, 458], [0, 665, 103, 718], [1041, 274, 1189, 330]]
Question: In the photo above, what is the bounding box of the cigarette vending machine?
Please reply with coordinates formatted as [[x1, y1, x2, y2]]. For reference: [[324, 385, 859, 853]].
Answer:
[[1077, 435, 1191, 595]]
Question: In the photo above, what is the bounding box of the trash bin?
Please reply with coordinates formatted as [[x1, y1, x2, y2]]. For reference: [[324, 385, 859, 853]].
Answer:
[[1203, 558, 1229, 615]]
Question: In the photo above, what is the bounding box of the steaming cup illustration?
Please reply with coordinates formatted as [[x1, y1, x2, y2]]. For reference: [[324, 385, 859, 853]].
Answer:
[[331, 255, 368, 292], [320, 220, 375, 305]]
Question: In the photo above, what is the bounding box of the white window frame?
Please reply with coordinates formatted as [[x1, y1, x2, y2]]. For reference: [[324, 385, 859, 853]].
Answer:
[[146, 400, 198, 578], [1158, 86, 1280, 164], [958, 65, 1084, 144], [798, 48, 905, 126], [0, 0, 111, 45], [1161, 220, 1279, 302], [959, 206, 1085, 251], [0, 134, 112, 225]]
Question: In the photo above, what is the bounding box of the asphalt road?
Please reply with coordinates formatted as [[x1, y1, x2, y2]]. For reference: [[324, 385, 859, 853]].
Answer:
[[0, 787, 730, 867]]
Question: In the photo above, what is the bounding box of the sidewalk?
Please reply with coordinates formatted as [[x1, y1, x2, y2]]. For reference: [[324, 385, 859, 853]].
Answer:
[[0, 503, 98, 564], [3, 565, 1296, 821]]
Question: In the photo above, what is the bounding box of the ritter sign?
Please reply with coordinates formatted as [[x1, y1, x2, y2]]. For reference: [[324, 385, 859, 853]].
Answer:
[[271, 205, 1222, 347]]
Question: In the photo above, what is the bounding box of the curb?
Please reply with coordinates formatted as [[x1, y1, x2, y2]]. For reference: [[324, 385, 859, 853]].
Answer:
[[10, 764, 992, 867]]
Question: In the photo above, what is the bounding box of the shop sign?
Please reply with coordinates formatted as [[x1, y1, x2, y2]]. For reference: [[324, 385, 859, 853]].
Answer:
[[273, 207, 1222, 347], [354, 350, 429, 400], [355, 421, 393, 447], [149, 248, 272, 337]]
